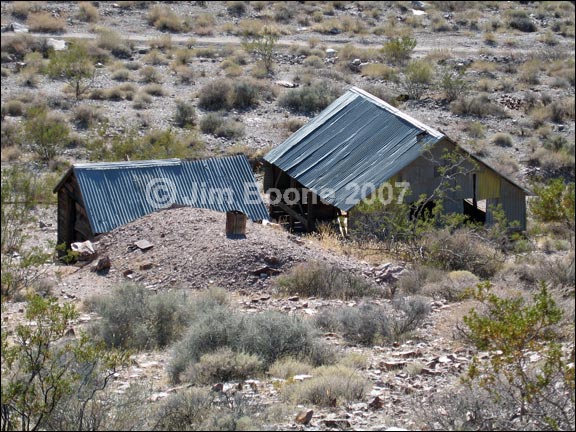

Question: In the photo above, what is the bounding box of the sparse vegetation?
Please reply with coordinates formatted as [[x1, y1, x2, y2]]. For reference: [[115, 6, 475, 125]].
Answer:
[[277, 261, 381, 300]]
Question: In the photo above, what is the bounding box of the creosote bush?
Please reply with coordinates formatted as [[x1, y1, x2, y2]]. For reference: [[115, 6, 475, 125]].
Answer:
[[182, 348, 263, 384]]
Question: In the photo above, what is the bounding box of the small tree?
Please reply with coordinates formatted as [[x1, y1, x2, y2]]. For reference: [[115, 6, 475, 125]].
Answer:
[[242, 28, 278, 75], [24, 106, 69, 163], [47, 41, 95, 100], [1, 295, 129, 431]]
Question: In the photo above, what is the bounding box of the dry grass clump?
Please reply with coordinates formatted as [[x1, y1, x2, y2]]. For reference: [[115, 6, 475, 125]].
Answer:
[[77, 2, 99, 23], [282, 365, 370, 407], [147, 5, 186, 32], [26, 12, 66, 33]]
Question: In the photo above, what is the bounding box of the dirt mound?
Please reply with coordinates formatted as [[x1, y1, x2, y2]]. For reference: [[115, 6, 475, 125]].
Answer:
[[82, 207, 366, 293]]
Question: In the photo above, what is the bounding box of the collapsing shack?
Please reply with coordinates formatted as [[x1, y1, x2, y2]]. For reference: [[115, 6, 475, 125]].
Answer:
[[263, 87, 530, 232], [54, 154, 269, 250]]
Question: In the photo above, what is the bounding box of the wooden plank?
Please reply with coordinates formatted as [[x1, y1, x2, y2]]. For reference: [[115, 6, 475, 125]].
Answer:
[[278, 202, 308, 230]]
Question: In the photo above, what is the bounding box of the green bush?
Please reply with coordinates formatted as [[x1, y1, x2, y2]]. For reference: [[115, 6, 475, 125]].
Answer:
[[402, 60, 433, 100], [87, 283, 192, 350], [47, 41, 95, 100], [277, 261, 380, 300], [174, 100, 197, 128], [282, 365, 370, 406], [530, 179, 575, 234], [461, 282, 574, 431], [182, 348, 263, 384], [279, 82, 342, 114], [198, 81, 233, 111], [507, 11, 537, 32], [381, 36, 417, 64], [1, 295, 128, 431], [438, 68, 469, 102], [24, 106, 70, 163]]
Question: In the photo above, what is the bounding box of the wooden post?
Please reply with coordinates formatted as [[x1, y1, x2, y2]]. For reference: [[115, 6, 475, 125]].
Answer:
[[226, 211, 247, 238]]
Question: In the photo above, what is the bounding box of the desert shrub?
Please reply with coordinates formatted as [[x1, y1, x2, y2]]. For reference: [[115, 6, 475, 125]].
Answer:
[[421, 228, 503, 279], [459, 282, 575, 431], [277, 261, 381, 300], [173, 100, 197, 128], [491, 132, 513, 147], [27, 12, 66, 33], [142, 83, 164, 96], [506, 10, 537, 32], [132, 92, 152, 109], [111, 68, 131, 81], [549, 97, 575, 123], [279, 81, 342, 114], [231, 79, 260, 109], [47, 41, 95, 100], [425, 270, 479, 302], [282, 117, 306, 133], [198, 81, 233, 111], [315, 298, 429, 346], [77, 2, 99, 23], [1, 295, 128, 432], [361, 63, 397, 81], [397, 265, 446, 296], [381, 36, 417, 64], [438, 68, 469, 102], [402, 60, 434, 100], [173, 64, 194, 84], [11, 1, 42, 19], [153, 387, 213, 431], [183, 348, 263, 384], [169, 306, 329, 383], [302, 55, 323, 69], [282, 365, 370, 407], [530, 179, 575, 235], [87, 283, 192, 350], [1, 119, 22, 149], [268, 357, 314, 379], [72, 104, 105, 129], [139, 65, 162, 83], [465, 121, 486, 138], [147, 5, 185, 32], [3, 100, 25, 117], [450, 94, 507, 118], [227, 1, 247, 17], [24, 106, 69, 162], [200, 113, 244, 140], [96, 28, 132, 59]]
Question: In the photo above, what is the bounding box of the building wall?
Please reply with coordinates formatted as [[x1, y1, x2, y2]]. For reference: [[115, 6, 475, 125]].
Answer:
[[56, 174, 93, 251]]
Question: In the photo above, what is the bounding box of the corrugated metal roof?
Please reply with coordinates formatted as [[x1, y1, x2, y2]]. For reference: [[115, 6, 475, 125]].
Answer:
[[61, 155, 269, 234], [264, 87, 445, 211]]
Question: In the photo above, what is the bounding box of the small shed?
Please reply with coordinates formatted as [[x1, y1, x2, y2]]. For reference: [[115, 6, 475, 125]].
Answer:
[[54, 154, 269, 250], [264, 87, 530, 232]]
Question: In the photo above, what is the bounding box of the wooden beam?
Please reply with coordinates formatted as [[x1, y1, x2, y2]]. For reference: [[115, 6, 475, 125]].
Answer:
[[278, 202, 309, 230]]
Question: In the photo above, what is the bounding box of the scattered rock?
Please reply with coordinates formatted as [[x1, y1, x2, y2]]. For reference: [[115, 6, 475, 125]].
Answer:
[[295, 410, 314, 425], [92, 256, 111, 272], [323, 418, 351, 428]]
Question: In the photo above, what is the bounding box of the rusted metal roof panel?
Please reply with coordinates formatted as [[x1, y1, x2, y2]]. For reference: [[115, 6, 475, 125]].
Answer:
[[264, 87, 445, 211], [68, 155, 268, 233]]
